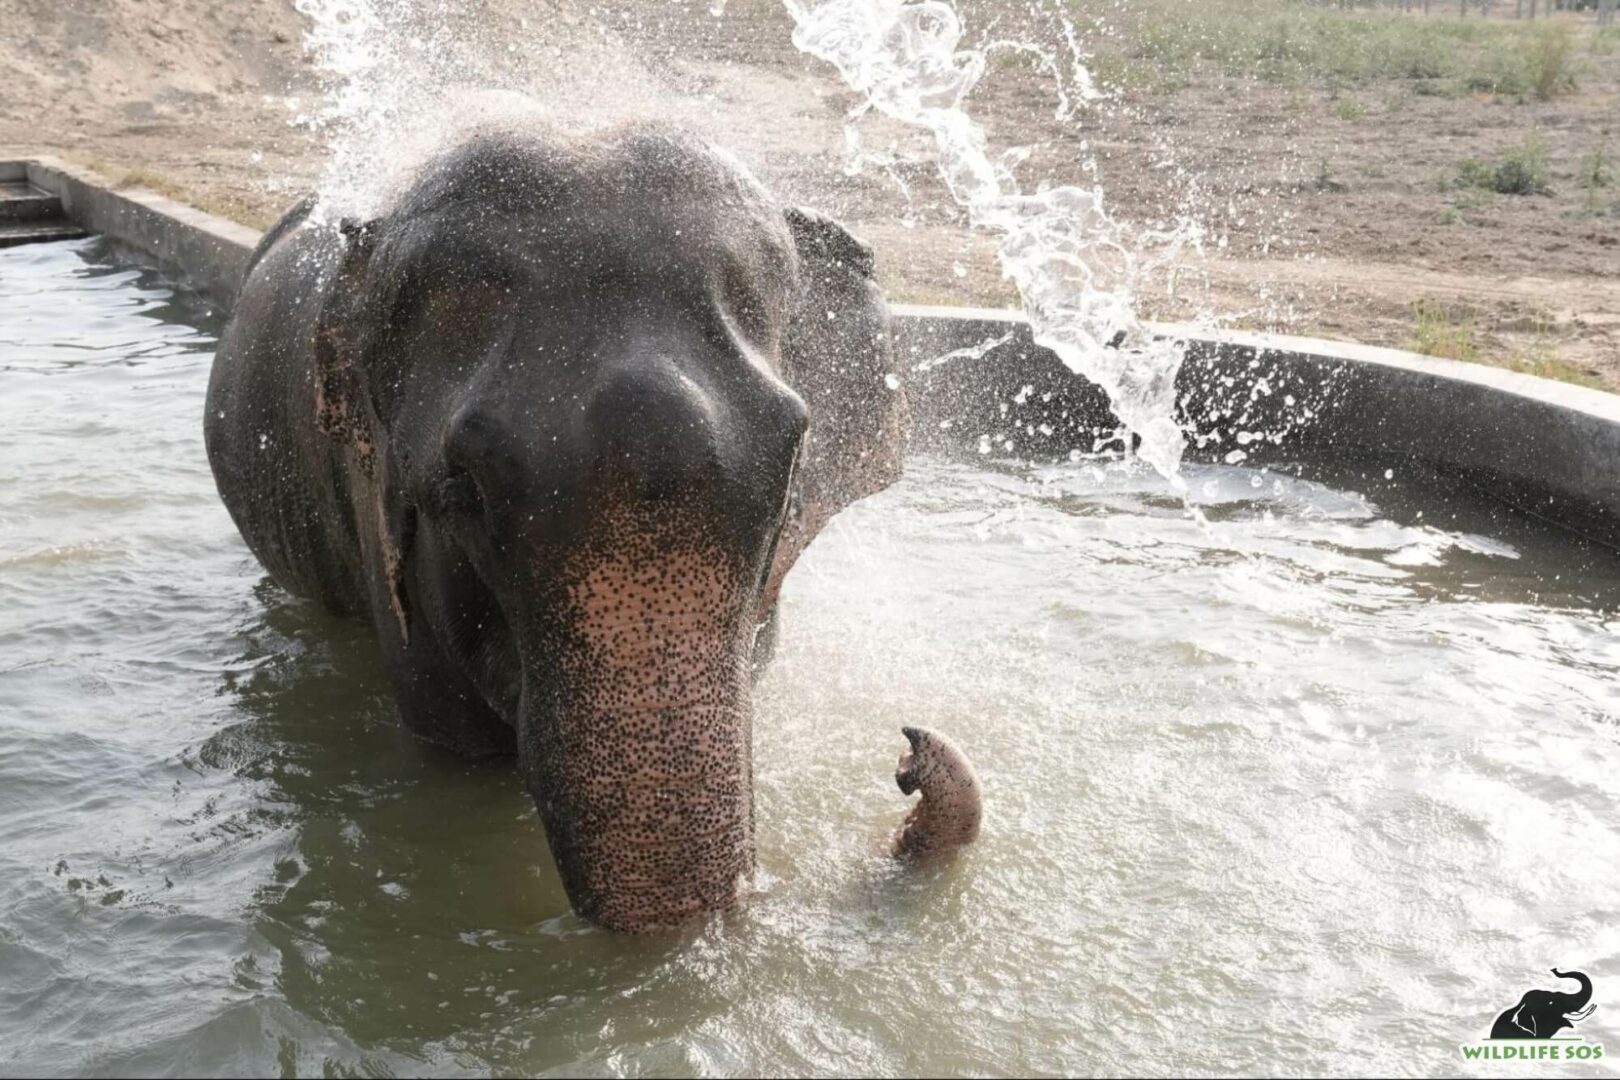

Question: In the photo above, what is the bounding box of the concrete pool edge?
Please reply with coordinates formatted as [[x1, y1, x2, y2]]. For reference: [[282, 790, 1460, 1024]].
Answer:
[[891, 305, 1620, 549], [10, 154, 1620, 549], [20, 156, 258, 308]]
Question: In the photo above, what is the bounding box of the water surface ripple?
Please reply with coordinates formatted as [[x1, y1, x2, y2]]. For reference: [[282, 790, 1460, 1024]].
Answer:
[[1, 240, 1617, 1077]]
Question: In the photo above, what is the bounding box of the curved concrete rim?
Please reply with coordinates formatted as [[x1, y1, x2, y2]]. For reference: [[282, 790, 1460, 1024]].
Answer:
[[892, 301, 1620, 428], [11, 152, 1620, 549]]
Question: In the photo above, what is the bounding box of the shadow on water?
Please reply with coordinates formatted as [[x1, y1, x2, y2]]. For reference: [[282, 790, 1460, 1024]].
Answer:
[[194, 582, 750, 1074]]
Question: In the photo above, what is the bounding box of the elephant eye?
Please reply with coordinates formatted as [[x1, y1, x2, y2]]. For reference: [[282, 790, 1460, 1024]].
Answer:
[[715, 263, 782, 348], [436, 469, 486, 518]]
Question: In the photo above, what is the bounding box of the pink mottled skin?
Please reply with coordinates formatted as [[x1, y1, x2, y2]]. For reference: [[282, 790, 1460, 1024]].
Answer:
[[892, 726, 982, 859]]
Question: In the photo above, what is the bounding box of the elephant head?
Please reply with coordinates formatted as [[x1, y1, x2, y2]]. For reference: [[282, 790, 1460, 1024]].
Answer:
[[305, 125, 904, 931], [1489, 969, 1596, 1039]]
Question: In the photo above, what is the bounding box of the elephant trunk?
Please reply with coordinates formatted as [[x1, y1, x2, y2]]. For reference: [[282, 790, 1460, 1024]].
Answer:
[[1551, 969, 1594, 1013], [519, 545, 757, 933], [892, 726, 983, 858]]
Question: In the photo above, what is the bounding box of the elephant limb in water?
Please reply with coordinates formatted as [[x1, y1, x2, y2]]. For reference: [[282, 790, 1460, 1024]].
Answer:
[[205, 122, 908, 932]]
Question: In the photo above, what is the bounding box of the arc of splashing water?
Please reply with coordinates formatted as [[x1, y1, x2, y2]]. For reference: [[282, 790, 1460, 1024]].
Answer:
[[294, 0, 1199, 481], [782, 0, 1202, 484]]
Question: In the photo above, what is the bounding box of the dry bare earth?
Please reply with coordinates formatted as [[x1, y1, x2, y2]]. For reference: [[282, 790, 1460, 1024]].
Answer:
[[0, 0, 1615, 385]]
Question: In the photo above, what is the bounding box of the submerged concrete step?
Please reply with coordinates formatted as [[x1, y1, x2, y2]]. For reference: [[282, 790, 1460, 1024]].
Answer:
[[0, 219, 88, 249], [0, 181, 65, 223]]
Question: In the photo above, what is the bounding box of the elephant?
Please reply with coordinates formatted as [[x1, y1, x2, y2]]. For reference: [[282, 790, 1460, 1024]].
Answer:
[[891, 726, 982, 859], [204, 123, 908, 932], [1489, 969, 1596, 1039]]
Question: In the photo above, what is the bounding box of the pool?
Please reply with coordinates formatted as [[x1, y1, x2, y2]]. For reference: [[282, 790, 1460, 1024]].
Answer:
[[2, 238, 1616, 1076]]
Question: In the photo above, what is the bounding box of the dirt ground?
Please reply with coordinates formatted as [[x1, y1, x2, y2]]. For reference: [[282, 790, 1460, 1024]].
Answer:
[[1, 0, 1616, 385]]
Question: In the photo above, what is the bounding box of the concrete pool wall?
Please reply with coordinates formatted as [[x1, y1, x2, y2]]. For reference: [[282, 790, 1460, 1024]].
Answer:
[[11, 154, 1620, 551]]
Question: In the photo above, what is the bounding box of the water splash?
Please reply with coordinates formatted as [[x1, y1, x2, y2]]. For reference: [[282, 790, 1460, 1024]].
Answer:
[[290, 0, 608, 222], [294, 0, 1202, 483], [291, 0, 396, 219], [784, 0, 1202, 483]]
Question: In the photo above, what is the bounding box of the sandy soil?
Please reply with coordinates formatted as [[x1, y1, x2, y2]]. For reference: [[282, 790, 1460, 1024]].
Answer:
[[1, 0, 1615, 385]]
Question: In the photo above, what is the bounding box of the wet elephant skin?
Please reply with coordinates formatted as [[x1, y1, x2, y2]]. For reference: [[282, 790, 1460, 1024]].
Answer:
[[204, 123, 907, 931]]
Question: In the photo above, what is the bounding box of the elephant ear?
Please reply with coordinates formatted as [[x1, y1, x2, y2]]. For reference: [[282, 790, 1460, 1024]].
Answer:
[[761, 206, 908, 611], [313, 217, 383, 477], [781, 205, 907, 512], [785, 204, 876, 280], [311, 216, 415, 644]]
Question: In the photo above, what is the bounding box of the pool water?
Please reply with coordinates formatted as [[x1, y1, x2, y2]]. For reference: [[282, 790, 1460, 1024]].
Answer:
[[2, 238, 1617, 1077]]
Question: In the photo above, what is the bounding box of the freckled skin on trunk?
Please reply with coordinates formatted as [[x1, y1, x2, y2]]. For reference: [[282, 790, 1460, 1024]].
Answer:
[[892, 726, 983, 859], [522, 531, 760, 933]]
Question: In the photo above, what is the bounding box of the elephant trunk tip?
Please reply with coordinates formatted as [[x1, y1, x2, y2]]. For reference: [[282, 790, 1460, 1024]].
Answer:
[[892, 726, 982, 860]]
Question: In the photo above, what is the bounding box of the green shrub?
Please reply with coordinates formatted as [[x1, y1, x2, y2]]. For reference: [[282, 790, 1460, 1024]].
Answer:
[[1528, 23, 1579, 102], [1494, 139, 1552, 195], [1453, 138, 1551, 196], [1410, 299, 1478, 363], [1464, 44, 1530, 98], [1333, 95, 1366, 120], [1576, 141, 1614, 216], [1580, 142, 1612, 191]]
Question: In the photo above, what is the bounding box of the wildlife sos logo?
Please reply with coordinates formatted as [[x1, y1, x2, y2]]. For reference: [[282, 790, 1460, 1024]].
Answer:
[[1459, 969, 1604, 1063]]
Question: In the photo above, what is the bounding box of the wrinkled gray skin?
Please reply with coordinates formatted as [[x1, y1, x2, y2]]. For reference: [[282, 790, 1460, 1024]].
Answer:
[[892, 726, 982, 859], [205, 124, 907, 932]]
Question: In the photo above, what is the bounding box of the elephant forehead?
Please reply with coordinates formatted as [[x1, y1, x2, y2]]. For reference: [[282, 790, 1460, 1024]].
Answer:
[[385, 127, 795, 282], [368, 198, 794, 330]]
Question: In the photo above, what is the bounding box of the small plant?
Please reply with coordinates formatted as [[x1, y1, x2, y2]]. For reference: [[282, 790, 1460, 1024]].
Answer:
[[1413, 79, 1461, 99], [1505, 316, 1603, 388], [1464, 44, 1529, 100], [1441, 185, 1496, 221], [1313, 156, 1347, 193], [1453, 137, 1551, 197], [1333, 95, 1366, 121], [1410, 299, 1478, 362], [117, 168, 184, 197], [1495, 138, 1552, 196], [1507, 353, 1606, 390], [1581, 141, 1612, 190], [1528, 23, 1579, 102]]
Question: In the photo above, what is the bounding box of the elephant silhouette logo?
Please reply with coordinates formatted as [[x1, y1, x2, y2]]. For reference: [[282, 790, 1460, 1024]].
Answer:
[[1491, 969, 1596, 1039]]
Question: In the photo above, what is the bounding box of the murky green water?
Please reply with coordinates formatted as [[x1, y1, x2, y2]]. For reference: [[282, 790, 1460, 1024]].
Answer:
[[3, 238, 1618, 1077]]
